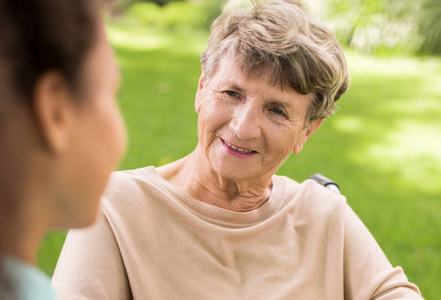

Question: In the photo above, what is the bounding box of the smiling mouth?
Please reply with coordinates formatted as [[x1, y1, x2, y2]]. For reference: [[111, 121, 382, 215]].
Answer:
[[221, 139, 257, 154]]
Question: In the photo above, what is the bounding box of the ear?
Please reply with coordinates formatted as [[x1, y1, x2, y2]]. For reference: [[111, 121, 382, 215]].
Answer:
[[32, 72, 76, 154], [293, 119, 324, 155], [195, 66, 205, 114]]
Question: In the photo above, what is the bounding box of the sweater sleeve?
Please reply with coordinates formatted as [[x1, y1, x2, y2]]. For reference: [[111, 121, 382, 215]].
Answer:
[[343, 205, 422, 299], [51, 207, 132, 300]]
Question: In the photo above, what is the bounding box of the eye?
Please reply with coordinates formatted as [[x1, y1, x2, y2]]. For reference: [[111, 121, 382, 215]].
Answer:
[[271, 107, 285, 116], [225, 90, 239, 98]]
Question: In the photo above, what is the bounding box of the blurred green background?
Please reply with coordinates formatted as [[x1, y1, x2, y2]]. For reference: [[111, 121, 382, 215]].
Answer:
[[38, 0, 441, 298]]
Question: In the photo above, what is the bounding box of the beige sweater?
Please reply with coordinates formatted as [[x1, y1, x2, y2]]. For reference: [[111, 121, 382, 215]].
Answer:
[[52, 167, 421, 299]]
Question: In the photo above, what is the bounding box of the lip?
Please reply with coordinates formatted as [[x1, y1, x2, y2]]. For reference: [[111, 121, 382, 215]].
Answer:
[[220, 138, 258, 158]]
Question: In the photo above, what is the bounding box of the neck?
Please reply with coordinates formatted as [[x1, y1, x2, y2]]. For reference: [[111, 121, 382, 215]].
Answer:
[[0, 112, 54, 265], [0, 193, 49, 265], [158, 148, 273, 212]]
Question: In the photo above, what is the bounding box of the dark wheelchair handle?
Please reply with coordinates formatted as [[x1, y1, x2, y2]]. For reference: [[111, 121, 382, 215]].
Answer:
[[309, 173, 341, 194]]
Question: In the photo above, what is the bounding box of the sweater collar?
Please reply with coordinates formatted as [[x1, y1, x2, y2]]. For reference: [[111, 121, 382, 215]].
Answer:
[[144, 166, 288, 228]]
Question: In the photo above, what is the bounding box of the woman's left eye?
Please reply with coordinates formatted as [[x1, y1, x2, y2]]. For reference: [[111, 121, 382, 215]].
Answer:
[[271, 107, 285, 116], [225, 90, 239, 97]]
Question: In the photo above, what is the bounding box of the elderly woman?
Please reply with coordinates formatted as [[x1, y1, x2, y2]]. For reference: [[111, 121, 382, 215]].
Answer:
[[53, 0, 422, 299], [0, 0, 126, 298]]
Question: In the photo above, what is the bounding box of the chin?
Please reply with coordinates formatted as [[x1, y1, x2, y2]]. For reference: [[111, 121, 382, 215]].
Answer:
[[76, 211, 100, 228], [215, 165, 255, 181]]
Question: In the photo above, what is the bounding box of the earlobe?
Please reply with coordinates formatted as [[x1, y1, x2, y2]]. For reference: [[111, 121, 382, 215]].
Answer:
[[293, 135, 308, 155], [33, 72, 75, 154]]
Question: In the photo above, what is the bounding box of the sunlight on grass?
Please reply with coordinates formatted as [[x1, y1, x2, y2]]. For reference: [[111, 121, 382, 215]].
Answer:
[[358, 121, 441, 193], [386, 97, 441, 116], [333, 116, 363, 132], [107, 23, 165, 50], [342, 51, 441, 195], [347, 50, 441, 75], [106, 19, 208, 55]]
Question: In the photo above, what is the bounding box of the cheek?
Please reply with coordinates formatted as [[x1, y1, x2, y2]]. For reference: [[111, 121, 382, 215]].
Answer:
[[108, 102, 127, 156], [100, 101, 127, 170], [85, 92, 126, 174], [288, 126, 302, 147], [198, 96, 229, 135], [269, 124, 299, 152]]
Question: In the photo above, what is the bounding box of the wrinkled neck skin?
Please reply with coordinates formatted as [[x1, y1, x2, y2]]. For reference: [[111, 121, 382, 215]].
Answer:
[[157, 145, 274, 212]]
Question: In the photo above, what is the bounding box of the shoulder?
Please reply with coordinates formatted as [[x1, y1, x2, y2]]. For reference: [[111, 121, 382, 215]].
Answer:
[[104, 166, 152, 195], [102, 166, 164, 204], [274, 174, 348, 222], [275, 174, 346, 206], [99, 165, 182, 224], [99, 166, 164, 217]]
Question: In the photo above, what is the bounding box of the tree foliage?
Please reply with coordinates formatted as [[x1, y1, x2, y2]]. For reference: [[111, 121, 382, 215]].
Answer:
[[417, 0, 441, 55], [325, 0, 441, 55], [114, 0, 441, 56]]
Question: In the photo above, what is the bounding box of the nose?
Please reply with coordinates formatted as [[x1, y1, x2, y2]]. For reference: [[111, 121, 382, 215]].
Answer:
[[230, 102, 262, 140]]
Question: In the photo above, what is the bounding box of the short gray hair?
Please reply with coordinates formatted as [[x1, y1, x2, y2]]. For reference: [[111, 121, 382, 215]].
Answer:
[[201, 0, 349, 126]]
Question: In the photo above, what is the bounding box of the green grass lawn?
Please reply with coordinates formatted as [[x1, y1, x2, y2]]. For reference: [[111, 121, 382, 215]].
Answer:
[[38, 12, 441, 299]]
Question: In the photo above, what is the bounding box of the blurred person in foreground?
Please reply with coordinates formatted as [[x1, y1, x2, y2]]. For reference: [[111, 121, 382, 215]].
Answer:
[[52, 0, 422, 298], [0, 0, 126, 298]]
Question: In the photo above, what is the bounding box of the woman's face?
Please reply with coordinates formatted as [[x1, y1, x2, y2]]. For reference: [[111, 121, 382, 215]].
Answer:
[[195, 55, 321, 181], [55, 21, 127, 228]]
